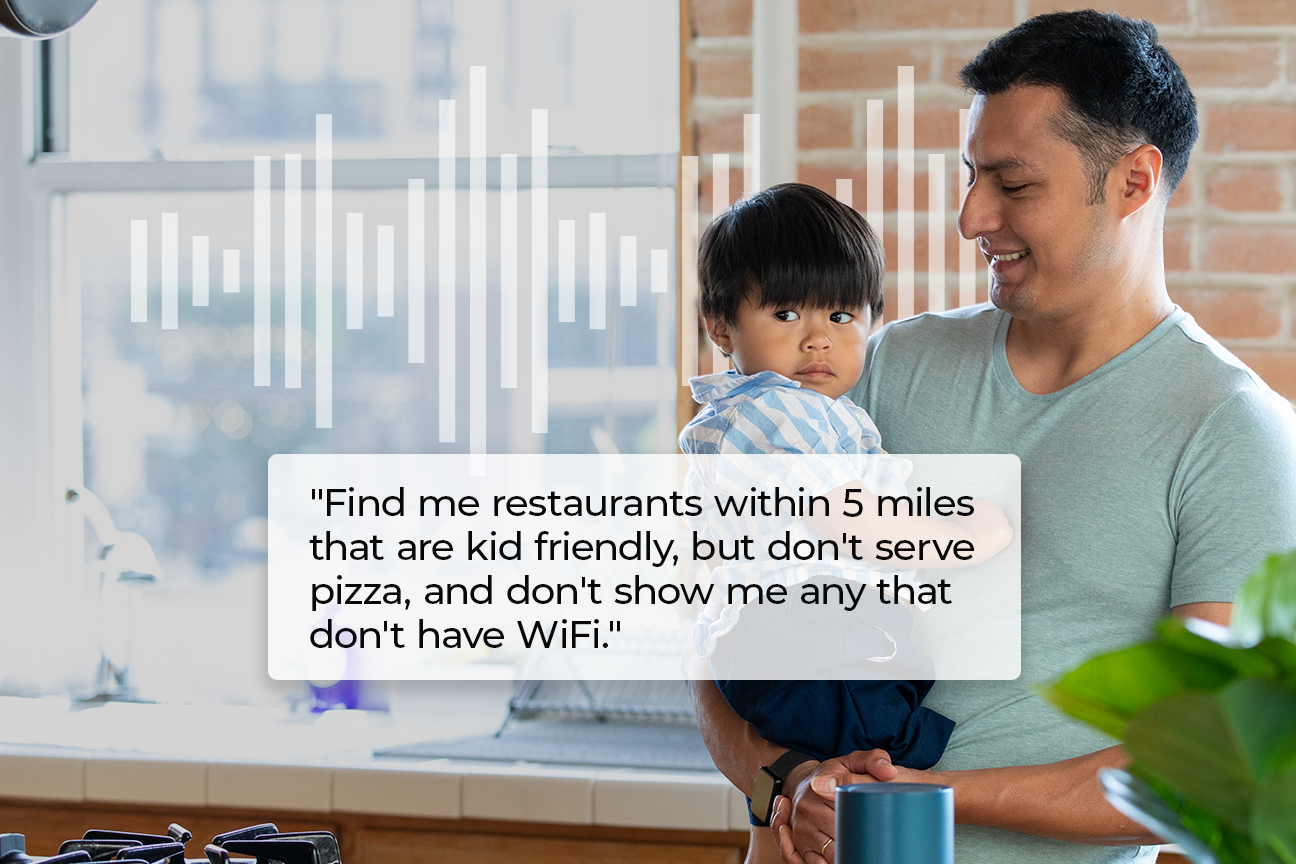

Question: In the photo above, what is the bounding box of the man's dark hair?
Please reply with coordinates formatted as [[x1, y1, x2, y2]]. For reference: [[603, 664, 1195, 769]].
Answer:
[[698, 182, 885, 326], [959, 10, 1198, 204]]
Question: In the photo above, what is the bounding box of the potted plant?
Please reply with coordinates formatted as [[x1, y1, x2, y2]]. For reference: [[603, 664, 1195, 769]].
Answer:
[[1045, 550, 1296, 864]]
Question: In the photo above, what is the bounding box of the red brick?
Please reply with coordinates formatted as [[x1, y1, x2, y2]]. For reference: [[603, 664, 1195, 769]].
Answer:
[[1169, 288, 1282, 338], [694, 55, 752, 98], [799, 104, 854, 150], [1204, 226, 1296, 273], [825, 0, 1012, 30], [692, 0, 752, 37], [696, 112, 746, 155], [1230, 350, 1296, 400], [699, 166, 746, 215], [799, 161, 935, 216], [943, 44, 988, 90], [1162, 41, 1281, 89], [1206, 165, 1282, 212], [1205, 105, 1296, 154], [1164, 225, 1192, 272], [1167, 168, 1192, 210], [801, 46, 934, 91], [880, 225, 964, 279], [800, 0, 856, 31], [1027, 0, 1189, 23], [1202, 0, 1296, 26]]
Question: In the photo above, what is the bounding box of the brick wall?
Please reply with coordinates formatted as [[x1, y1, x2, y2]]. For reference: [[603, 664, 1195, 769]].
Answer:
[[685, 0, 1296, 402]]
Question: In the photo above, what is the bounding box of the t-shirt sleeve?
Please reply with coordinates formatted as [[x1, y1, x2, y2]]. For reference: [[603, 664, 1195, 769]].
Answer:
[[850, 326, 890, 416], [1170, 387, 1296, 607]]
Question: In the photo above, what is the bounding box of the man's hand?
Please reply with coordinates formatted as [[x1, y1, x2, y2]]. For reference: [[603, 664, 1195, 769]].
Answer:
[[768, 750, 902, 864]]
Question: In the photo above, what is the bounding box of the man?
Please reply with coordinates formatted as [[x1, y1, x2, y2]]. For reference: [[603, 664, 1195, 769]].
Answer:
[[691, 11, 1296, 864]]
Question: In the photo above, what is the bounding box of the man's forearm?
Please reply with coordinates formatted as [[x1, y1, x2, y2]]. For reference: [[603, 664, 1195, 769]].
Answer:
[[690, 678, 796, 797], [928, 745, 1156, 844]]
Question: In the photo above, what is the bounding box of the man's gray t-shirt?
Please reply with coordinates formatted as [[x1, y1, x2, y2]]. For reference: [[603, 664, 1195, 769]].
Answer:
[[851, 304, 1296, 863]]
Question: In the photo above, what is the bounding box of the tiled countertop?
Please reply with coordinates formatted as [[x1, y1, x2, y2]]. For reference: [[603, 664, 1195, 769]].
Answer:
[[0, 696, 748, 832]]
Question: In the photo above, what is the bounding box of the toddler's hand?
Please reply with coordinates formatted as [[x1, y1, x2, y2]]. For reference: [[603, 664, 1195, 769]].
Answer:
[[951, 497, 1013, 564]]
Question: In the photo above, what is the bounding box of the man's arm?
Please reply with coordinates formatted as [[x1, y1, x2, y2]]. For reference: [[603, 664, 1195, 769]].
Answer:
[[768, 600, 1233, 862], [689, 677, 819, 798]]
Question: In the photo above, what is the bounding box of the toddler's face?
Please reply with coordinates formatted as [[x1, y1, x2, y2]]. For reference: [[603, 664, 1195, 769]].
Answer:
[[709, 294, 871, 399]]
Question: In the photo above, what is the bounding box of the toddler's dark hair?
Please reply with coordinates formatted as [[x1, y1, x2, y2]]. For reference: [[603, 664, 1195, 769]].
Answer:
[[698, 182, 885, 325]]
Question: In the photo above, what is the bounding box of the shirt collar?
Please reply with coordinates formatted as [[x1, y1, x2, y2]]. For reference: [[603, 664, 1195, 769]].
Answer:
[[688, 370, 801, 404]]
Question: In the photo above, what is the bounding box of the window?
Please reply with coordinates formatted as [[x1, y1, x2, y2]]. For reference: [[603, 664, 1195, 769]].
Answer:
[[17, 0, 680, 702]]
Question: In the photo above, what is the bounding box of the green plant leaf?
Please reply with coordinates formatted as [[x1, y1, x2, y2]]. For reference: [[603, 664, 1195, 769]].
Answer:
[[1098, 768, 1222, 864], [1253, 765, 1296, 864], [1126, 690, 1255, 832], [1218, 679, 1296, 780], [1234, 551, 1296, 647], [1045, 641, 1238, 738], [1157, 619, 1281, 679], [1134, 770, 1258, 864]]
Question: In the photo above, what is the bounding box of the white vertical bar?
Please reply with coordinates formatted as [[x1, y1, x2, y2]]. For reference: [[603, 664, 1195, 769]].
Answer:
[[898, 68, 915, 320], [377, 225, 394, 317], [713, 154, 729, 217], [620, 235, 637, 306], [439, 100, 456, 442], [470, 66, 486, 459], [192, 235, 209, 307], [316, 114, 332, 428], [651, 248, 667, 293], [866, 99, 883, 236], [753, 0, 798, 187], [531, 109, 548, 433], [681, 155, 699, 385], [285, 154, 301, 387], [959, 108, 977, 309], [347, 212, 363, 329], [130, 220, 146, 322], [835, 179, 852, 208], [928, 153, 946, 314], [161, 212, 177, 329], [409, 179, 425, 362], [558, 220, 575, 322], [223, 249, 239, 293], [743, 114, 760, 195], [709, 152, 729, 374], [501, 154, 517, 388], [588, 214, 605, 330], [254, 155, 270, 385]]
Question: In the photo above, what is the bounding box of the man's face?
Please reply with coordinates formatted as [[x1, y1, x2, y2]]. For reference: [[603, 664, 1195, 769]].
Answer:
[[959, 86, 1117, 321], [709, 295, 871, 400]]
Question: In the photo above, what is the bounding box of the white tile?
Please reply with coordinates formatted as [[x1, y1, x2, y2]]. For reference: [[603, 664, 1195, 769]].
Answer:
[[0, 753, 84, 801], [333, 762, 461, 818], [728, 784, 753, 832], [85, 756, 206, 806], [461, 765, 594, 824], [206, 762, 333, 812], [594, 771, 731, 831]]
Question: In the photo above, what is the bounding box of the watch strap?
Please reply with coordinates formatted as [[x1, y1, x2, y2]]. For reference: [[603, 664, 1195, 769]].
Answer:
[[768, 749, 816, 781]]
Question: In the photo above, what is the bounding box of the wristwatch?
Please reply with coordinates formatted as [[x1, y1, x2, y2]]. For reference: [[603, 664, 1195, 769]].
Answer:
[[750, 749, 817, 825]]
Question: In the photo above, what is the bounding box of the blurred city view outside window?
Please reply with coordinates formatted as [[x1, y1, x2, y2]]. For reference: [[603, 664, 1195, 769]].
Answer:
[[50, 0, 679, 703]]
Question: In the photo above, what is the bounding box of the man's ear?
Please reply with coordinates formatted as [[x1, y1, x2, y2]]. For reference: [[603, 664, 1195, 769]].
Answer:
[[705, 315, 735, 355], [1117, 144, 1163, 218]]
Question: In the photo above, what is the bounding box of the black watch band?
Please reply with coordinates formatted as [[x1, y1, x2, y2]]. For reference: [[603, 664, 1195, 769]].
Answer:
[[750, 749, 817, 825]]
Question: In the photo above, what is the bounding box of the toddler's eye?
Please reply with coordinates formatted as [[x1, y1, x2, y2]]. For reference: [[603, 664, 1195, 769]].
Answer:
[[830, 311, 854, 324], [774, 310, 800, 321]]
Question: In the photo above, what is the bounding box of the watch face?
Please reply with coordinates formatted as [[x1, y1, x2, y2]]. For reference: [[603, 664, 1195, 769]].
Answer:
[[751, 766, 780, 823]]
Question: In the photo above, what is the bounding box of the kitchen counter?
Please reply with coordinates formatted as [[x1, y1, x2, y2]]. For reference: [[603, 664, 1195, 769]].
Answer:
[[0, 695, 750, 862]]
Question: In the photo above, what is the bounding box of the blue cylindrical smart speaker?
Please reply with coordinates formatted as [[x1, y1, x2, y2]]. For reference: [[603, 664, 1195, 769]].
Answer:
[[835, 783, 954, 864]]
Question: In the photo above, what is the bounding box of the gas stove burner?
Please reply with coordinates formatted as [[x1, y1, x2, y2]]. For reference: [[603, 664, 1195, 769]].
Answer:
[[0, 823, 341, 864]]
